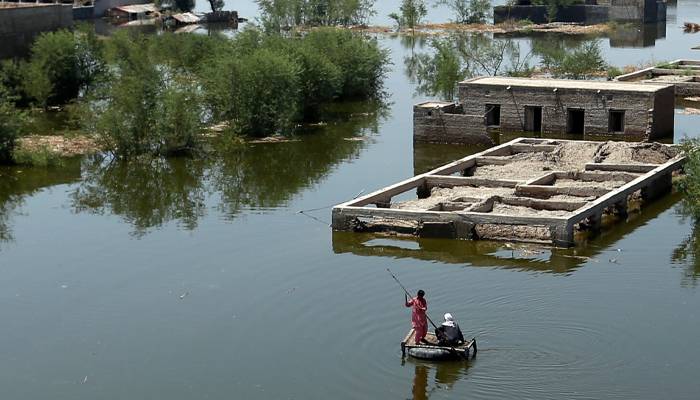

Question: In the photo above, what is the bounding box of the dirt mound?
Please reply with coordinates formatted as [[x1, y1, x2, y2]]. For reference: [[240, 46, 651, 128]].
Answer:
[[594, 142, 679, 165]]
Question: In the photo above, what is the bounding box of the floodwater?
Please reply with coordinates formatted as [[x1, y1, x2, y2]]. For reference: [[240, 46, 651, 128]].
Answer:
[[2, 1, 700, 399]]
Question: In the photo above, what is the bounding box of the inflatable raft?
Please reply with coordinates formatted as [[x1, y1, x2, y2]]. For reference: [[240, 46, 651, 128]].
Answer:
[[401, 329, 477, 361]]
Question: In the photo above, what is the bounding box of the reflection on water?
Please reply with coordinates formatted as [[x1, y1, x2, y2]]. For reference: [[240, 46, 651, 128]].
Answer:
[[71, 156, 209, 236], [672, 202, 700, 287], [608, 22, 666, 48], [64, 101, 382, 234], [332, 192, 684, 274], [404, 358, 470, 400], [0, 159, 82, 247]]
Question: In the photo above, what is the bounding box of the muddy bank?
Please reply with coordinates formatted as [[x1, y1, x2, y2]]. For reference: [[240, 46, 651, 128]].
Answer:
[[350, 21, 611, 36], [17, 135, 100, 157]]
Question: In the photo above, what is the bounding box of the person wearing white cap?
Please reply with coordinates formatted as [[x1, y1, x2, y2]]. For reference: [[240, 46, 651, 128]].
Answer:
[[435, 313, 465, 346]]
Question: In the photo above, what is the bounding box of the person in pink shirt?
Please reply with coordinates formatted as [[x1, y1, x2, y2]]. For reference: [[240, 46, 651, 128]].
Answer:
[[405, 289, 428, 344]]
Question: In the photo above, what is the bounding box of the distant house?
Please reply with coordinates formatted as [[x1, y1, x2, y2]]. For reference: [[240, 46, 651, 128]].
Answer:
[[414, 77, 675, 144], [493, 0, 667, 25], [107, 3, 157, 20]]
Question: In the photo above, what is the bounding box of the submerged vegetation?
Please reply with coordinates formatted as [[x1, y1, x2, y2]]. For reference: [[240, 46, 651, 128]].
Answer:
[[0, 26, 389, 161]]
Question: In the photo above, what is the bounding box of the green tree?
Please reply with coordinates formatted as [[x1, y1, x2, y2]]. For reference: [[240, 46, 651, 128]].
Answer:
[[436, 0, 490, 24], [23, 28, 105, 108], [87, 32, 203, 157], [202, 48, 301, 137], [533, 38, 605, 79], [0, 85, 24, 163], [413, 38, 465, 100], [389, 0, 428, 30]]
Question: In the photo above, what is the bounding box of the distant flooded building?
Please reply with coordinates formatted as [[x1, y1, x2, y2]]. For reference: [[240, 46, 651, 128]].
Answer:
[[493, 0, 667, 25], [615, 59, 700, 97], [414, 77, 674, 144]]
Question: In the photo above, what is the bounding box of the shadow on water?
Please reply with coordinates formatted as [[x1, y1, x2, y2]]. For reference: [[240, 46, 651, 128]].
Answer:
[[332, 191, 684, 274], [402, 357, 471, 400], [0, 158, 82, 246], [66, 101, 383, 235]]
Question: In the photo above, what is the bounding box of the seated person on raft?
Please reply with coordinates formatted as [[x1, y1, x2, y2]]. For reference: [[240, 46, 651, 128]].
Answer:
[[435, 313, 464, 347]]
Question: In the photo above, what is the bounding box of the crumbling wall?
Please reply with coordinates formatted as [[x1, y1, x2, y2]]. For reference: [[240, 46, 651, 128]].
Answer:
[[413, 104, 495, 145], [651, 85, 675, 139]]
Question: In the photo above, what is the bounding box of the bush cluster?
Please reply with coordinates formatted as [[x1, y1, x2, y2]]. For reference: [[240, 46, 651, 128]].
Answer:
[[677, 138, 700, 219], [0, 27, 105, 110], [1, 27, 388, 160], [201, 28, 388, 136]]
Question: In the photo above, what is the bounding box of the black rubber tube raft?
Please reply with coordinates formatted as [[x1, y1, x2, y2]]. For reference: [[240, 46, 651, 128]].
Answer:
[[401, 329, 477, 361]]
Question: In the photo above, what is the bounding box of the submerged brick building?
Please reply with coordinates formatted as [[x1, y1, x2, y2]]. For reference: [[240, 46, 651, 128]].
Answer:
[[414, 77, 674, 144]]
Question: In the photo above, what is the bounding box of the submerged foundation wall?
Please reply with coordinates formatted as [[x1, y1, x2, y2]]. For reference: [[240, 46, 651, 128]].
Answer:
[[332, 138, 683, 247]]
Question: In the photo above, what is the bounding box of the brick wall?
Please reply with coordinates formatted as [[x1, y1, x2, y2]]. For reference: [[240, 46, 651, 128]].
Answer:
[[457, 83, 666, 138]]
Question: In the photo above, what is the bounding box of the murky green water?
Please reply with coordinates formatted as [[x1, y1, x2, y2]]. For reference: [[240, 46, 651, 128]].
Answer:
[[2, 2, 700, 399]]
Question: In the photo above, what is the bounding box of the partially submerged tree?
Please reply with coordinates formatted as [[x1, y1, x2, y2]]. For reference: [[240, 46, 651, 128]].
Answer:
[[435, 0, 490, 24], [389, 0, 428, 31]]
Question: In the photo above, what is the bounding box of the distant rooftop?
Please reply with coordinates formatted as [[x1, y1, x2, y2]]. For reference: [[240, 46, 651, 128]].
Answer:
[[462, 76, 671, 93]]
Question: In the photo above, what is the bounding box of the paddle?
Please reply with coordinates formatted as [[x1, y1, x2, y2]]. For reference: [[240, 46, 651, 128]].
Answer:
[[387, 268, 470, 359]]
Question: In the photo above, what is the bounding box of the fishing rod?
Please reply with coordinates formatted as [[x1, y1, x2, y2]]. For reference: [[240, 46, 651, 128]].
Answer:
[[387, 268, 438, 330]]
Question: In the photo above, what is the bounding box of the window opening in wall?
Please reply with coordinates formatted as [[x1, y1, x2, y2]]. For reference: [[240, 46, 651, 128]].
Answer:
[[609, 110, 625, 133], [567, 108, 585, 135], [524, 106, 543, 133], [485, 104, 500, 126]]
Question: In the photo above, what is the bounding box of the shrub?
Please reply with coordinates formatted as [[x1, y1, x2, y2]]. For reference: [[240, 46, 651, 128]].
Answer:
[[0, 60, 32, 107], [24, 28, 105, 108], [148, 32, 231, 73], [677, 138, 700, 219], [303, 28, 389, 99], [87, 32, 203, 157], [203, 48, 301, 137], [0, 86, 24, 164], [607, 66, 623, 80]]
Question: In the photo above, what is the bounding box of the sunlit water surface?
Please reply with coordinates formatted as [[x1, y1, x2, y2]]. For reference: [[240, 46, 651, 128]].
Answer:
[[1, 1, 700, 399]]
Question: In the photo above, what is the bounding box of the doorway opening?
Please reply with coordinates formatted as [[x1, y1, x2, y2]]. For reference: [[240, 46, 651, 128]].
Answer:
[[524, 106, 542, 133], [485, 104, 501, 126], [608, 110, 625, 133], [567, 109, 585, 135]]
